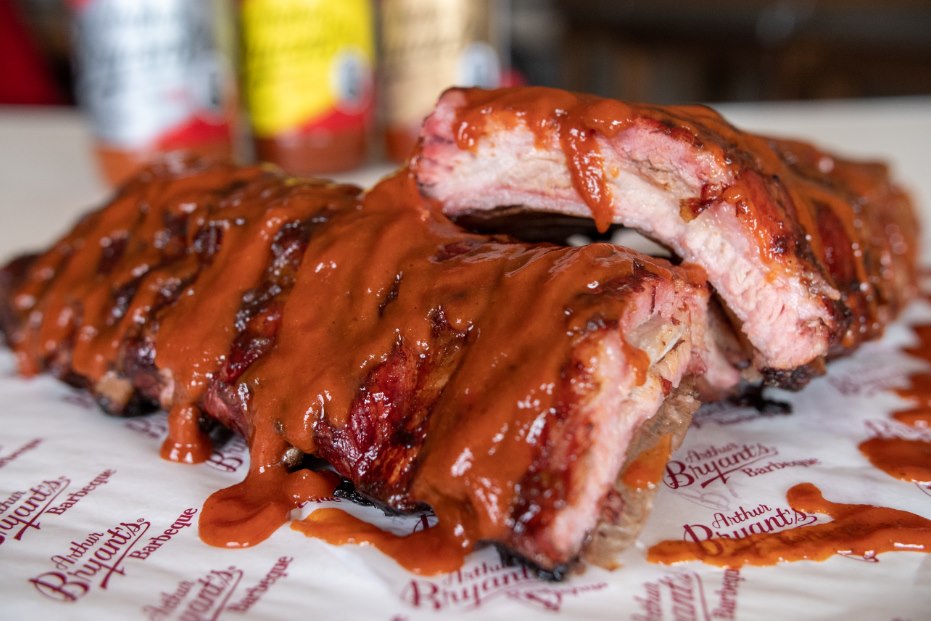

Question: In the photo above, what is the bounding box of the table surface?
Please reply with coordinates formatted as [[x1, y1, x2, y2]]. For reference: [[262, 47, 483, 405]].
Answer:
[[1, 98, 929, 264]]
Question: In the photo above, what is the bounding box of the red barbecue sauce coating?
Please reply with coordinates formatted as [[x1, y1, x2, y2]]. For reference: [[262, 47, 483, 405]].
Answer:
[[10, 160, 363, 466], [648, 483, 931, 566], [450, 88, 821, 254]]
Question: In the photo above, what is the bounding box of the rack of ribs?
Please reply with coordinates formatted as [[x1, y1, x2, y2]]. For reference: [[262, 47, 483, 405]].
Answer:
[[0, 156, 738, 575], [412, 87, 919, 388]]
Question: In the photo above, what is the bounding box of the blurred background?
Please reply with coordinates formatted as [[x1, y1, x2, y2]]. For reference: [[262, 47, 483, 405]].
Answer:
[[6, 0, 931, 106], [2, 0, 931, 182]]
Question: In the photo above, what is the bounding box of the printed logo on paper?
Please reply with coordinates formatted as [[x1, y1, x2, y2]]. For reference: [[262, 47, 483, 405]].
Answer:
[[0, 470, 116, 546], [663, 442, 818, 490], [633, 568, 743, 621], [399, 560, 607, 612], [28, 507, 198, 603], [142, 556, 292, 619]]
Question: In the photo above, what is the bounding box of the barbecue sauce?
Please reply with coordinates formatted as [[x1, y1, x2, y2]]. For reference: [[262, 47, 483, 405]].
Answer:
[[6, 157, 364, 452], [201, 465, 341, 547], [161, 403, 213, 464], [892, 407, 931, 428], [858, 438, 931, 483], [648, 483, 931, 566]]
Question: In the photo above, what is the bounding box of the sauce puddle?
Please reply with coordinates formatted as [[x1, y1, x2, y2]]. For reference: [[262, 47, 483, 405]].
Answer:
[[200, 468, 341, 548], [291, 509, 469, 575], [648, 483, 931, 566]]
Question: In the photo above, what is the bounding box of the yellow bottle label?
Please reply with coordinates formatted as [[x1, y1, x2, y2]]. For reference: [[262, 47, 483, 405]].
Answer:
[[241, 0, 374, 137]]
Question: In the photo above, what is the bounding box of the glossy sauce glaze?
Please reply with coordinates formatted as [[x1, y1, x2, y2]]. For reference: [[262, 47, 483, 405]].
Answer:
[[448, 87, 918, 352], [6, 158, 363, 467], [648, 483, 931, 566]]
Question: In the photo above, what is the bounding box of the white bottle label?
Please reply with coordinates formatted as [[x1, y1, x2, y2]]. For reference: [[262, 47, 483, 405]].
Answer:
[[74, 0, 228, 149]]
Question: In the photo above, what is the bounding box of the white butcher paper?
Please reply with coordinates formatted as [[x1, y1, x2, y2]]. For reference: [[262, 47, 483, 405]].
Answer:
[[1, 299, 930, 621]]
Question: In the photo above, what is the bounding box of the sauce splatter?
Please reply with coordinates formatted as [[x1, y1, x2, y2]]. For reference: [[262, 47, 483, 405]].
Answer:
[[892, 406, 931, 428], [648, 483, 931, 567], [292, 509, 468, 575], [859, 311, 931, 483]]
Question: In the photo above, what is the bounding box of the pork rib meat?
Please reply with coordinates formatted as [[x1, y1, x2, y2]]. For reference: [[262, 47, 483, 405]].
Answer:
[[412, 87, 919, 387]]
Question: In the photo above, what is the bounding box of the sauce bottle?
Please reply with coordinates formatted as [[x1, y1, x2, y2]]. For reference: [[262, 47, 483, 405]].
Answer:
[[378, 0, 503, 163], [71, 0, 237, 186], [239, 0, 375, 175]]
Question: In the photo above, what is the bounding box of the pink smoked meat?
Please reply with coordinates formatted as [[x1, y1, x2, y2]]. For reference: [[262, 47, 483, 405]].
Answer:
[[412, 87, 919, 388]]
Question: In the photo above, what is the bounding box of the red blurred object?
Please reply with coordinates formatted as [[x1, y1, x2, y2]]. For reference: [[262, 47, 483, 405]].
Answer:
[[0, 1, 62, 105]]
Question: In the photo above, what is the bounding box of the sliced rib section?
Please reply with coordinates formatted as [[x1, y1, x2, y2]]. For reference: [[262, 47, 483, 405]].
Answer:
[[412, 87, 919, 386]]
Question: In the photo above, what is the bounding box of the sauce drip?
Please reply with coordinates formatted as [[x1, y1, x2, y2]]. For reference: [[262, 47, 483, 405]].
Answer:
[[292, 509, 468, 575], [453, 88, 631, 233], [160, 403, 212, 464], [648, 483, 931, 566]]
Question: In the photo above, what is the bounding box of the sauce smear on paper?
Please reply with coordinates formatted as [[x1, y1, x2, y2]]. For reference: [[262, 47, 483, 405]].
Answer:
[[292, 510, 468, 575], [648, 483, 931, 566], [858, 438, 931, 483]]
